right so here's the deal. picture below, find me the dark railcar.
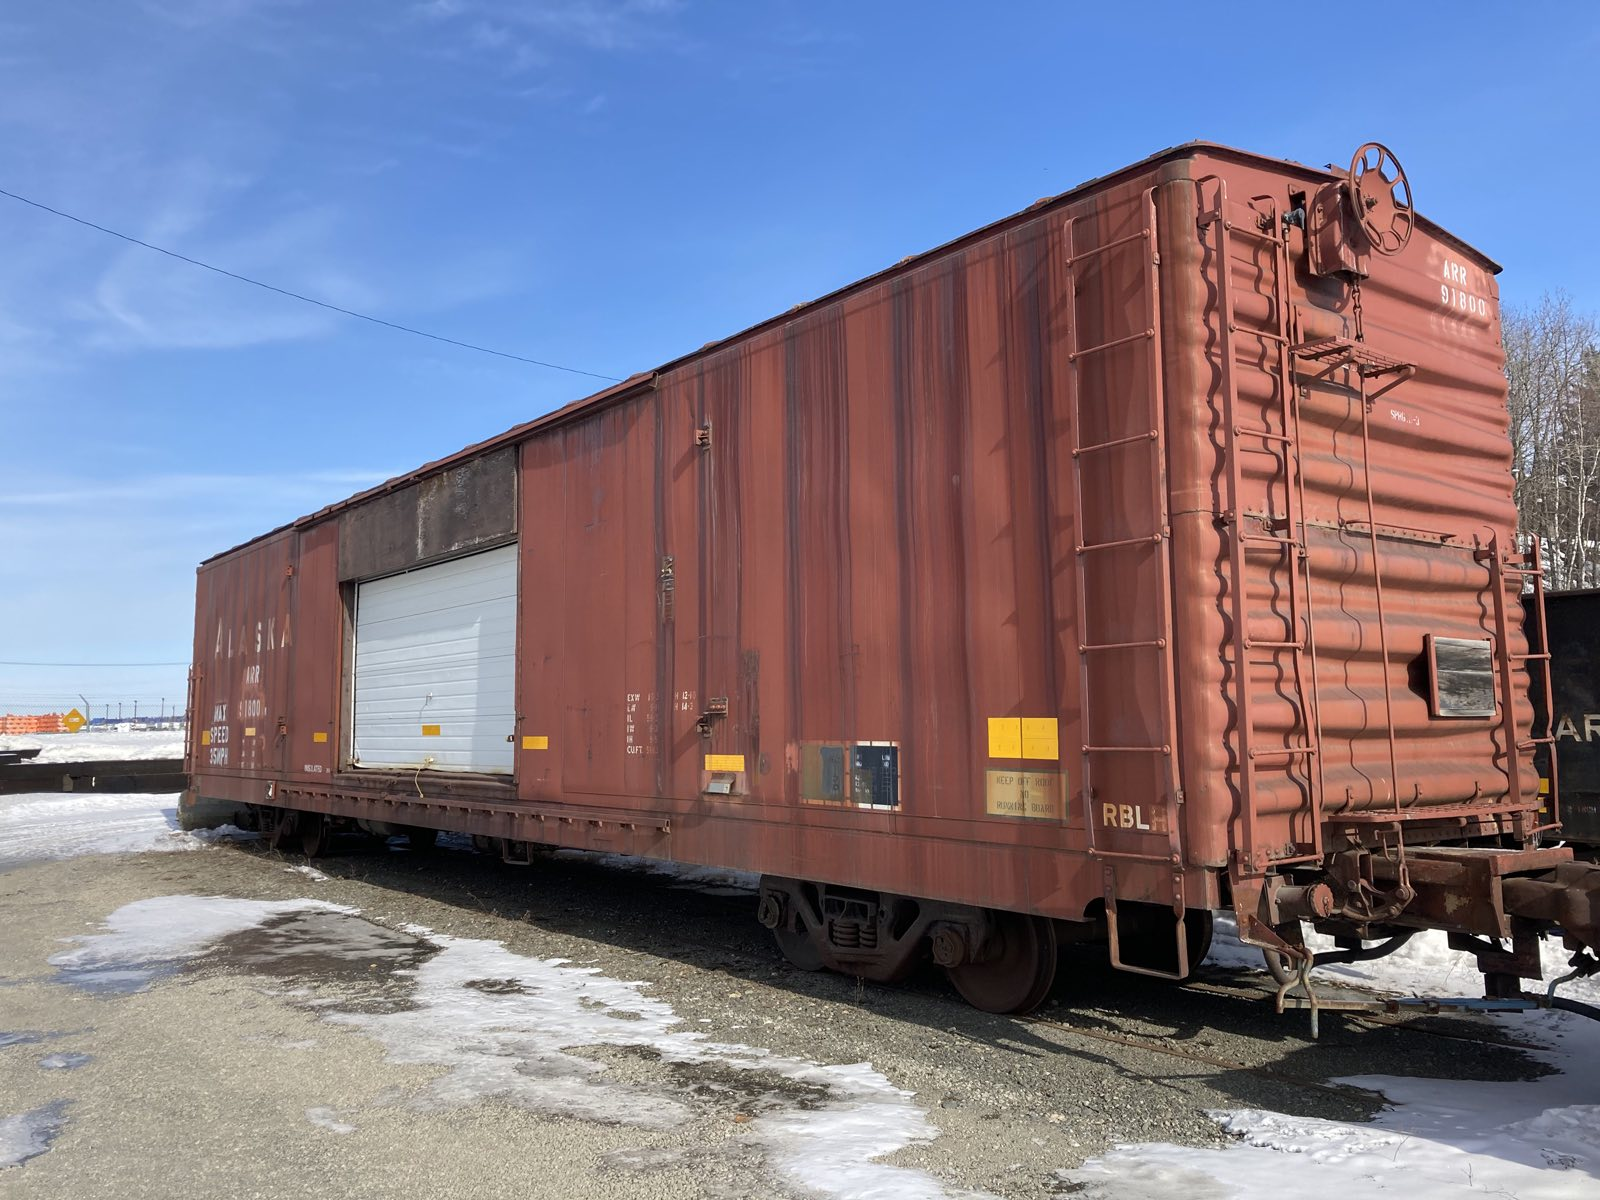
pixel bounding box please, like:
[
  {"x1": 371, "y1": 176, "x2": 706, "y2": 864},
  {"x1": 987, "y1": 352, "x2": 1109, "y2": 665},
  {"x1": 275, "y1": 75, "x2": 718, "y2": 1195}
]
[
  {"x1": 1532, "y1": 590, "x2": 1600, "y2": 846},
  {"x1": 184, "y1": 141, "x2": 1600, "y2": 1017}
]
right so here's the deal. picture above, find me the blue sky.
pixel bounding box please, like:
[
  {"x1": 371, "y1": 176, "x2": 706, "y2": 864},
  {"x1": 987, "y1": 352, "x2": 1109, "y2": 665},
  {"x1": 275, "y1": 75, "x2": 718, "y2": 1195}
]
[{"x1": 3, "y1": 1, "x2": 1596, "y2": 717}]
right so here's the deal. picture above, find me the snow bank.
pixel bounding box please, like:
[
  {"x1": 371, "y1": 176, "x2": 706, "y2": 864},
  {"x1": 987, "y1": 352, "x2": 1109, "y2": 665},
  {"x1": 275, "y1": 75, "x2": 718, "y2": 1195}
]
[
  {"x1": 0, "y1": 792, "x2": 194, "y2": 869},
  {"x1": 0, "y1": 729, "x2": 184, "y2": 763}
]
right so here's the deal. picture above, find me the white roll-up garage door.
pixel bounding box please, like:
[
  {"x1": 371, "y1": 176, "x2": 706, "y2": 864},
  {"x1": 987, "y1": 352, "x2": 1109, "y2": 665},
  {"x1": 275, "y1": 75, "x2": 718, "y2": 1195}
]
[{"x1": 350, "y1": 543, "x2": 517, "y2": 774}]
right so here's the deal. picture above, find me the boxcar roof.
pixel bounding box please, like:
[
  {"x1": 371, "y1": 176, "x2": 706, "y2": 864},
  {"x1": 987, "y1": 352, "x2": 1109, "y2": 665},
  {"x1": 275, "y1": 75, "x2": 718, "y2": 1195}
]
[{"x1": 202, "y1": 140, "x2": 1499, "y2": 567}]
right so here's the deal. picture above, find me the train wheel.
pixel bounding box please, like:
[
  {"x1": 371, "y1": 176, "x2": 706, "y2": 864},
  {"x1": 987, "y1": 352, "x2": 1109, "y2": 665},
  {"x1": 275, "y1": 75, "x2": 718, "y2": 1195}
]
[
  {"x1": 772, "y1": 921, "x2": 826, "y2": 972},
  {"x1": 300, "y1": 812, "x2": 331, "y2": 858},
  {"x1": 405, "y1": 826, "x2": 439, "y2": 851},
  {"x1": 947, "y1": 912, "x2": 1058, "y2": 1014},
  {"x1": 266, "y1": 808, "x2": 298, "y2": 853}
]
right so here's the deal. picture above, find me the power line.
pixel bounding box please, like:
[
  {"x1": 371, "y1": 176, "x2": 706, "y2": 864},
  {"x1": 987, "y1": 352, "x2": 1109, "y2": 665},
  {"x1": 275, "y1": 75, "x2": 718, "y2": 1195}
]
[
  {"x1": 0, "y1": 184, "x2": 622, "y2": 383},
  {"x1": 0, "y1": 660, "x2": 188, "y2": 667}
]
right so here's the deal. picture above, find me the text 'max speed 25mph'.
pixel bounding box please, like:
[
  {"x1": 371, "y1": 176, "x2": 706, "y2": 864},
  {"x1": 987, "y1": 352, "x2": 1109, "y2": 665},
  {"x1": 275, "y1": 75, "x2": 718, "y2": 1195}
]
[{"x1": 183, "y1": 140, "x2": 1600, "y2": 1028}]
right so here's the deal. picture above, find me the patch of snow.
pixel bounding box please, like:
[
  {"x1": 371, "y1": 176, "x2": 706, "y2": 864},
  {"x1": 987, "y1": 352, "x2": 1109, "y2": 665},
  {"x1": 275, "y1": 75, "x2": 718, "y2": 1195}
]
[
  {"x1": 1206, "y1": 912, "x2": 1598, "y2": 1004},
  {"x1": 0, "y1": 1032, "x2": 52, "y2": 1049},
  {"x1": 0, "y1": 1101, "x2": 69, "y2": 1169},
  {"x1": 0, "y1": 729, "x2": 184, "y2": 763},
  {"x1": 188, "y1": 824, "x2": 259, "y2": 844},
  {"x1": 305, "y1": 1107, "x2": 355, "y2": 1134},
  {"x1": 1062, "y1": 1018, "x2": 1600, "y2": 1199},
  {"x1": 65, "y1": 895, "x2": 968, "y2": 1200},
  {"x1": 0, "y1": 792, "x2": 194, "y2": 869},
  {"x1": 554, "y1": 849, "x2": 760, "y2": 895},
  {"x1": 286, "y1": 864, "x2": 329, "y2": 882},
  {"x1": 49, "y1": 895, "x2": 354, "y2": 994},
  {"x1": 1069, "y1": 916, "x2": 1600, "y2": 1198},
  {"x1": 38, "y1": 1052, "x2": 91, "y2": 1071}
]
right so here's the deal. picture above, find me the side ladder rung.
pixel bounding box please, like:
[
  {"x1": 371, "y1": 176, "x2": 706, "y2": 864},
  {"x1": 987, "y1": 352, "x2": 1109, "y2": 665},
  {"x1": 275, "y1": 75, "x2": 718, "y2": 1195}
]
[
  {"x1": 1247, "y1": 746, "x2": 1318, "y2": 760},
  {"x1": 1083, "y1": 744, "x2": 1171, "y2": 754},
  {"x1": 1080, "y1": 639, "x2": 1165, "y2": 652},
  {"x1": 1240, "y1": 533, "x2": 1303, "y2": 549},
  {"x1": 1063, "y1": 226, "x2": 1149, "y2": 267},
  {"x1": 1077, "y1": 533, "x2": 1163, "y2": 554},
  {"x1": 1243, "y1": 639, "x2": 1306, "y2": 650},
  {"x1": 1233, "y1": 425, "x2": 1295, "y2": 443},
  {"x1": 1224, "y1": 322, "x2": 1291, "y2": 346},
  {"x1": 1069, "y1": 328, "x2": 1154, "y2": 362},
  {"x1": 1073, "y1": 429, "x2": 1158, "y2": 458},
  {"x1": 1214, "y1": 218, "x2": 1279, "y2": 245}
]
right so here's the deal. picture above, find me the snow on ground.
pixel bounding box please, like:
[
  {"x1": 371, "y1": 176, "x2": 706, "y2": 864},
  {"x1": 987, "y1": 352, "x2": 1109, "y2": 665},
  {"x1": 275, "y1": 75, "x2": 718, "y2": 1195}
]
[
  {"x1": 56, "y1": 895, "x2": 964, "y2": 1200},
  {"x1": 9, "y1": 785, "x2": 1600, "y2": 1195},
  {"x1": 1059, "y1": 920, "x2": 1600, "y2": 1198},
  {"x1": 0, "y1": 793, "x2": 195, "y2": 869},
  {"x1": 554, "y1": 848, "x2": 760, "y2": 895},
  {"x1": 0, "y1": 791, "x2": 258, "y2": 872},
  {"x1": 0, "y1": 729, "x2": 185, "y2": 763},
  {"x1": 0, "y1": 1101, "x2": 70, "y2": 1169},
  {"x1": 305, "y1": 1107, "x2": 356, "y2": 1135},
  {"x1": 48, "y1": 896, "x2": 354, "y2": 994},
  {"x1": 1204, "y1": 910, "x2": 1600, "y2": 1001}
]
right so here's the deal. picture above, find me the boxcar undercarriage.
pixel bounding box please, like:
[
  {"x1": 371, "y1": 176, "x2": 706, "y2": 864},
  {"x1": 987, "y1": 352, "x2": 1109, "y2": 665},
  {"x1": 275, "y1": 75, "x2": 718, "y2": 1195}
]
[{"x1": 185, "y1": 783, "x2": 1600, "y2": 1027}]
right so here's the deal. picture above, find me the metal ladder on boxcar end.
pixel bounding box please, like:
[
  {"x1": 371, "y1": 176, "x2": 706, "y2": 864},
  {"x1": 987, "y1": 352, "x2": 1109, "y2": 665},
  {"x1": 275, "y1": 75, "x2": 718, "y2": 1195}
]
[
  {"x1": 1062, "y1": 191, "x2": 1190, "y2": 978},
  {"x1": 1484, "y1": 533, "x2": 1561, "y2": 829},
  {"x1": 1198, "y1": 179, "x2": 1325, "y2": 875}
]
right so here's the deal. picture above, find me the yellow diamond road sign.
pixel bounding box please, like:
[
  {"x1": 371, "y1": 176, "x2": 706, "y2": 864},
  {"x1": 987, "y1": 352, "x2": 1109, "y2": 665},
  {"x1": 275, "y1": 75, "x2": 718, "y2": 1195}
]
[{"x1": 63, "y1": 708, "x2": 86, "y2": 733}]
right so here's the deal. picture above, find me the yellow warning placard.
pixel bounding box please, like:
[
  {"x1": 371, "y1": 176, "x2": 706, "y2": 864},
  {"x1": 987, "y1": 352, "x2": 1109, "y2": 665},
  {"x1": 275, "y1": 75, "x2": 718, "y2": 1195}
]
[
  {"x1": 62, "y1": 708, "x2": 86, "y2": 733},
  {"x1": 522, "y1": 735, "x2": 549, "y2": 750},
  {"x1": 312, "y1": 731, "x2": 329, "y2": 744},
  {"x1": 201, "y1": 730, "x2": 212, "y2": 746},
  {"x1": 1021, "y1": 717, "x2": 1059, "y2": 760},
  {"x1": 985, "y1": 769, "x2": 1067, "y2": 820},
  {"x1": 987, "y1": 717, "x2": 1022, "y2": 758},
  {"x1": 421, "y1": 724, "x2": 441, "y2": 737},
  {"x1": 704, "y1": 753, "x2": 745, "y2": 772}
]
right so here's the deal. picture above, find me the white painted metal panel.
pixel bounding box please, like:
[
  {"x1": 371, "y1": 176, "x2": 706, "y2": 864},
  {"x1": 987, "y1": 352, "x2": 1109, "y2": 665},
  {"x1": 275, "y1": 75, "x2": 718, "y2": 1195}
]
[{"x1": 351, "y1": 544, "x2": 516, "y2": 774}]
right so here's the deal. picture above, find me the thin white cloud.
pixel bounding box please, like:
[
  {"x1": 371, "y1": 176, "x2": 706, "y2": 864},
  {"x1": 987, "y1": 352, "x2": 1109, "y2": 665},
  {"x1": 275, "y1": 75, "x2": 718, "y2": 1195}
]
[
  {"x1": 86, "y1": 198, "x2": 381, "y2": 351},
  {"x1": 412, "y1": 0, "x2": 689, "y2": 69}
]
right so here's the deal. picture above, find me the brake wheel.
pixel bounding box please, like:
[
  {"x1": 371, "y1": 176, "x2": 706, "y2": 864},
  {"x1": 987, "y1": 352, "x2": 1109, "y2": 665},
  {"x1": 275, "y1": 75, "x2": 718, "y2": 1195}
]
[{"x1": 1349, "y1": 141, "x2": 1414, "y2": 255}]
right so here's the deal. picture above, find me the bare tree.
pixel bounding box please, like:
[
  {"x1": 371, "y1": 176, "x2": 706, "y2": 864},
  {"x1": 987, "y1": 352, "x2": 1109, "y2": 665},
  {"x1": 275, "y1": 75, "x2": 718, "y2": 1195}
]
[{"x1": 1504, "y1": 292, "x2": 1600, "y2": 590}]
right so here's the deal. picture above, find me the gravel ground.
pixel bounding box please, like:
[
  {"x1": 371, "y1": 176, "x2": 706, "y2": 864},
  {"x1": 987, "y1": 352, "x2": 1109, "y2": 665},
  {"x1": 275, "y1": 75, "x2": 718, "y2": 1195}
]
[{"x1": 0, "y1": 834, "x2": 1546, "y2": 1199}]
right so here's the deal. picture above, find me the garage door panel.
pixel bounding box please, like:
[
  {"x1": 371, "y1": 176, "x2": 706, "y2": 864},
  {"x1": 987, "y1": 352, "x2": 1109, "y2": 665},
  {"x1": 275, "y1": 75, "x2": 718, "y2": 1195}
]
[{"x1": 351, "y1": 544, "x2": 517, "y2": 774}]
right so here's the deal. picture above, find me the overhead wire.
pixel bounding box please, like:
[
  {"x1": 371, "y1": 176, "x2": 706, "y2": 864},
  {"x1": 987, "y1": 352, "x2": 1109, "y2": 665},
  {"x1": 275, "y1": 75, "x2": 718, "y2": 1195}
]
[
  {"x1": 0, "y1": 184, "x2": 622, "y2": 382},
  {"x1": 0, "y1": 660, "x2": 188, "y2": 668}
]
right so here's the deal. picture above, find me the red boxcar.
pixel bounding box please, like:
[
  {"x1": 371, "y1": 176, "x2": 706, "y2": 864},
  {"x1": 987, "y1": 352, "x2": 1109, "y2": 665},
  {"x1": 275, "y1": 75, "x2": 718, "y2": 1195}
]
[{"x1": 185, "y1": 141, "x2": 1600, "y2": 1017}]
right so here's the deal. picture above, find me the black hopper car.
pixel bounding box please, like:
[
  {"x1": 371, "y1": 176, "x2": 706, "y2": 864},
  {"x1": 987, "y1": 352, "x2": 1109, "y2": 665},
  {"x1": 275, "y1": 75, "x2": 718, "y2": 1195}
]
[{"x1": 1530, "y1": 589, "x2": 1600, "y2": 850}]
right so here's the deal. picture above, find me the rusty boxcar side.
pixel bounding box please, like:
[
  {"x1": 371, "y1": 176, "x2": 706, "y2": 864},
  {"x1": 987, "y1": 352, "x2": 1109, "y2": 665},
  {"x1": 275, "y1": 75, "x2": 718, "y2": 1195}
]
[{"x1": 185, "y1": 141, "x2": 1600, "y2": 1015}]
